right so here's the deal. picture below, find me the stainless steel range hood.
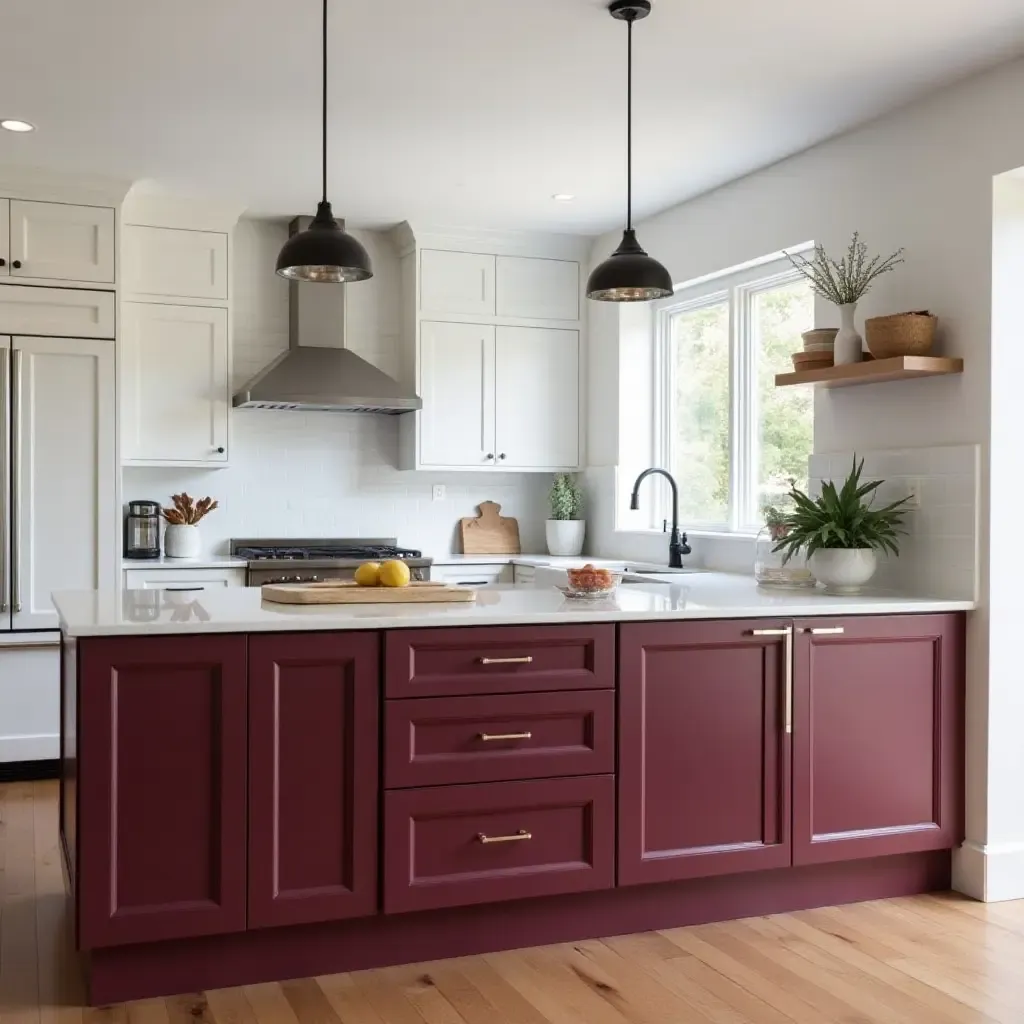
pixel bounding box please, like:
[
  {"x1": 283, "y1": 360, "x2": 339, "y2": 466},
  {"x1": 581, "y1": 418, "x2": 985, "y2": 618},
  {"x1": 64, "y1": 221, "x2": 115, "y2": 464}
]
[{"x1": 233, "y1": 217, "x2": 421, "y2": 414}]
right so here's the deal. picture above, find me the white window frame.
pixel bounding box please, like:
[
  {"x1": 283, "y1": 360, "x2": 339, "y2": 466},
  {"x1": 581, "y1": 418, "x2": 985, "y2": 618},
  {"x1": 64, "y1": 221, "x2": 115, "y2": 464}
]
[{"x1": 652, "y1": 254, "x2": 812, "y2": 534}]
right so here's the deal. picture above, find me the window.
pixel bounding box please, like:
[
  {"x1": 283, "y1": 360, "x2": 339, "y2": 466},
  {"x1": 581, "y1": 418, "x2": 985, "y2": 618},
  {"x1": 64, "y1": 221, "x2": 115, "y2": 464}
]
[{"x1": 653, "y1": 257, "x2": 814, "y2": 532}]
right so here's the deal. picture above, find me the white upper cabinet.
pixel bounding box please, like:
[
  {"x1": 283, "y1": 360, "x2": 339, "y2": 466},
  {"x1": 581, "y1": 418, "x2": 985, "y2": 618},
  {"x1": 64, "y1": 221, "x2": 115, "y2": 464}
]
[
  {"x1": 418, "y1": 321, "x2": 495, "y2": 468},
  {"x1": 122, "y1": 303, "x2": 229, "y2": 466},
  {"x1": 495, "y1": 257, "x2": 579, "y2": 321},
  {"x1": 495, "y1": 327, "x2": 579, "y2": 469},
  {"x1": 0, "y1": 286, "x2": 115, "y2": 339},
  {"x1": 0, "y1": 201, "x2": 9, "y2": 275},
  {"x1": 420, "y1": 250, "x2": 495, "y2": 317},
  {"x1": 8, "y1": 201, "x2": 115, "y2": 284},
  {"x1": 124, "y1": 226, "x2": 229, "y2": 301}
]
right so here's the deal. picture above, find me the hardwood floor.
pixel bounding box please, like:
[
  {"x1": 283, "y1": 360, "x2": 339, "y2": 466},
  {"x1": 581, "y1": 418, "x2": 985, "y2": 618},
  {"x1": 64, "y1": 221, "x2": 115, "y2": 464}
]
[{"x1": 4, "y1": 780, "x2": 1024, "y2": 1024}]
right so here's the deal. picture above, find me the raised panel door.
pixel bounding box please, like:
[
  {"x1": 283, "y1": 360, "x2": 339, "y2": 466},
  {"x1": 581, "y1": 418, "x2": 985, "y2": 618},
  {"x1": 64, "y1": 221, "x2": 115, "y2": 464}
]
[
  {"x1": 419, "y1": 321, "x2": 494, "y2": 468},
  {"x1": 420, "y1": 250, "x2": 495, "y2": 316},
  {"x1": 792, "y1": 615, "x2": 964, "y2": 864},
  {"x1": 9, "y1": 200, "x2": 115, "y2": 284},
  {"x1": 618, "y1": 620, "x2": 792, "y2": 885},
  {"x1": 12, "y1": 336, "x2": 116, "y2": 630},
  {"x1": 77, "y1": 635, "x2": 248, "y2": 948},
  {"x1": 124, "y1": 226, "x2": 229, "y2": 300},
  {"x1": 122, "y1": 303, "x2": 229, "y2": 464},
  {"x1": 495, "y1": 256, "x2": 579, "y2": 320},
  {"x1": 495, "y1": 327, "x2": 578, "y2": 469},
  {"x1": 248, "y1": 632, "x2": 379, "y2": 928}
]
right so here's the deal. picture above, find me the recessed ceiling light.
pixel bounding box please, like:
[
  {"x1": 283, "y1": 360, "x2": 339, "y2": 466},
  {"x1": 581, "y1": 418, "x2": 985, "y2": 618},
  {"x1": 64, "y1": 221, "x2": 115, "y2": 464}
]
[
  {"x1": 552, "y1": 193, "x2": 576, "y2": 202},
  {"x1": 1, "y1": 119, "x2": 35, "y2": 133}
]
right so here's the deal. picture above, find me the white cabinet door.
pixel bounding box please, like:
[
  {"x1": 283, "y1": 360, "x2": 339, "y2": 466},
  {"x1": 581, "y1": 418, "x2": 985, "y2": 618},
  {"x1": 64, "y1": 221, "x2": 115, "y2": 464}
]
[
  {"x1": 0, "y1": 639, "x2": 60, "y2": 763},
  {"x1": 0, "y1": 285, "x2": 115, "y2": 339},
  {"x1": 123, "y1": 568, "x2": 246, "y2": 590},
  {"x1": 122, "y1": 303, "x2": 229, "y2": 464},
  {"x1": 495, "y1": 257, "x2": 580, "y2": 321},
  {"x1": 124, "y1": 226, "x2": 229, "y2": 301},
  {"x1": 0, "y1": 200, "x2": 9, "y2": 277},
  {"x1": 420, "y1": 250, "x2": 495, "y2": 316},
  {"x1": 419, "y1": 321, "x2": 495, "y2": 468},
  {"x1": 9, "y1": 201, "x2": 115, "y2": 284},
  {"x1": 494, "y1": 327, "x2": 579, "y2": 469},
  {"x1": 430, "y1": 564, "x2": 514, "y2": 586},
  {"x1": 12, "y1": 336, "x2": 116, "y2": 630}
]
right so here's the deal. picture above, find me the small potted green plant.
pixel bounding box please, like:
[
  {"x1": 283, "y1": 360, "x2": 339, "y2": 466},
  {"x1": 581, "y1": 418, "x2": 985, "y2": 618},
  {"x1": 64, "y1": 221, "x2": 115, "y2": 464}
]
[
  {"x1": 546, "y1": 474, "x2": 585, "y2": 557},
  {"x1": 772, "y1": 458, "x2": 912, "y2": 594}
]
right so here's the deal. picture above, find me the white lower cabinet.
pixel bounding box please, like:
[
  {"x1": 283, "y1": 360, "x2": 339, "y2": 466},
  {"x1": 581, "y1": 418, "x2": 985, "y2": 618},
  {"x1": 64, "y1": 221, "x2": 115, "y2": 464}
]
[
  {"x1": 430, "y1": 564, "x2": 514, "y2": 586},
  {"x1": 0, "y1": 638, "x2": 60, "y2": 762},
  {"x1": 123, "y1": 567, "x2": 246, "y2": 590},
  {"x1": 122, "y1": 302, "x2": 229, "y2": 465}
]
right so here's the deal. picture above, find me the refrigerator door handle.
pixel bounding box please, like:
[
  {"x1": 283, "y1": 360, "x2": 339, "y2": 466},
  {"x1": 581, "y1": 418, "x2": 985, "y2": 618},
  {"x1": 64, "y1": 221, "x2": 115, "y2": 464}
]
[
  {"x1": 11, "y1": 349, "x2": 21, "y2": 614},
  {"x1": 0, "y1": 351, "x2": 8, "y2": 614}
]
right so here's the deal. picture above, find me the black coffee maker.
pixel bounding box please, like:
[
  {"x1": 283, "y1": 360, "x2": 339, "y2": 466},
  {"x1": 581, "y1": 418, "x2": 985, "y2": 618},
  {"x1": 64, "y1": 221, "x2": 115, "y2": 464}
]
[{"x1": 124, "y1": 500, "x2": 162, "y2": 559}]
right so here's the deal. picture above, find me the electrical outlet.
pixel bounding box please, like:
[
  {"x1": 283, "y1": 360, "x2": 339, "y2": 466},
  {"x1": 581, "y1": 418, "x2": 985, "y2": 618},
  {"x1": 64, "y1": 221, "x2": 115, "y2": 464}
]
[
  {"x1": 432, "y1": 484, "x2": 446, "y2": 502},
  {"x1": 906, "y1": 478, "x2": 923, "y2": 509}
]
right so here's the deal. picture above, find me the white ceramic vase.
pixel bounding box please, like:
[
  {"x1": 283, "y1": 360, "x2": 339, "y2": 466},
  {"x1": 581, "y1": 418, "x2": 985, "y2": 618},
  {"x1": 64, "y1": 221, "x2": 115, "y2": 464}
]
[
  {"x1": 546, "y1": 519, "x2": 585, "y2": 557},
  {"x1": 834, "y1": 303, "x2": 863, "y2": 364},
  {"x1": 808, "y1": 548, "x2": 877, "y2": 594},
  {"x1": 164, "y1": 524, "x2": 201, "y2": 559}
]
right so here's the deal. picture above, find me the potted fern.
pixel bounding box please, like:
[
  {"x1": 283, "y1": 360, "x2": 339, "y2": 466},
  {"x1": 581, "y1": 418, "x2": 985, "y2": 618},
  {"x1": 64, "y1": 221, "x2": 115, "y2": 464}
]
[
  {"x1": 546, "y1": 474, "x2": 585, "y2": 557},
  {"x1": 772, "y1": 459, "x2": 912, "y2": 594}
]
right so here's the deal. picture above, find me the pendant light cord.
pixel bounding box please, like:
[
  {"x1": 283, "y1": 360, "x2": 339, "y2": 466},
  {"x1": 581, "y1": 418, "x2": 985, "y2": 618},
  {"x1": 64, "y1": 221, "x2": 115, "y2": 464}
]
[
  {"x1": 321, "y1": 0, "x2": 328, "y2": 205},
  {"x1": 626, "y1": 12, "x2": 633, "y2": 231}
]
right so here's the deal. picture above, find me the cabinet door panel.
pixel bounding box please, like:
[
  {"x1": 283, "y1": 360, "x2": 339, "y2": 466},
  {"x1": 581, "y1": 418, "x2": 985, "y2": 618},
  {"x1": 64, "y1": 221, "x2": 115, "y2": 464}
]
[
  {"x1": 78, "y1": 635, "x2": 248, "y2": 948},
  {"x1": 0, "y1": 285, "x2": 115, "y2": 339},
  {"x1": 248, "y1": 632, "x2": 379, "y2": 928},
  {"x1": 124, "y1": 226, "x2": 228, "y2": 300},
  {"x1": 0, "y1": 199, "x2": 9, "y2": 275},
  {"x1": 9, "y1": 200, "x2": 115, "y2": 283},
  {"x1": 495, "y1": 327, "x2": 578, "y2": 469},
  {"x1": 122, "y1": 303, "x2": 229, "y2": 463},
  {"x1": 619, "y1": 620, "x2": 791, "y2": 885},
  {"x1": 420, "y1": 250, "x2": 495, "y2": 316},
  {"x1": 495, "y1": 256, "x2": 579, "y2": 320},
  {"x1": 419, "y1": 321, "x2": 494, "y2": 468},
  {"x1": 793, "y1": 615, "x2": 964, "y2": 864}
]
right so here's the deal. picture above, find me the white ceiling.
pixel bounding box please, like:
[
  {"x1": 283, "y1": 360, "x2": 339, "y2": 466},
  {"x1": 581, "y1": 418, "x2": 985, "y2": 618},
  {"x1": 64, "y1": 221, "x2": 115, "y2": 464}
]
[{"x1": 2, "y1": 0, "x2": 1024, "y2": 233}]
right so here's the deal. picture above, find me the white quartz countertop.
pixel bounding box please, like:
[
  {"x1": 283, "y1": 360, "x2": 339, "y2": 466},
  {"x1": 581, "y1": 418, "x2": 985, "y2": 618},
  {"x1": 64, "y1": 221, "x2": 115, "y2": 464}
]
[
  {"x1": 122, "y1": 556, "x2": 248, "y2": 570},
  {"x1": 55, "y1": 575, "x2": 974, "y2": 637}
]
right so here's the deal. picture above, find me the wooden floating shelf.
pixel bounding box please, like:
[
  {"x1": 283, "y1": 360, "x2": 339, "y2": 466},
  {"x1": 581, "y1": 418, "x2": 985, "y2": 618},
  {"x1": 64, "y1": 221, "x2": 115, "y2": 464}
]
[{"x1": 775, "y1": 355, "x2": 964, "y2": 389}]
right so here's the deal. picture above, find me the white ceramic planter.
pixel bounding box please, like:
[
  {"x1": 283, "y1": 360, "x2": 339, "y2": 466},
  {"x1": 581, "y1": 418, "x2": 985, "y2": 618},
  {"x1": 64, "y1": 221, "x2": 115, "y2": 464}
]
[
  {"x1": 164, "y1": 524, "x2": 201, "y2": 559},
  {"x1": 808, "y1": 548, "x2": 877, "y2": 594},
  {"x1": 546, "y1": 519, "x2": 585, "y2": 557},
  {"x1": 834, "y1": 302, "x2": 863, "y2": 364}
]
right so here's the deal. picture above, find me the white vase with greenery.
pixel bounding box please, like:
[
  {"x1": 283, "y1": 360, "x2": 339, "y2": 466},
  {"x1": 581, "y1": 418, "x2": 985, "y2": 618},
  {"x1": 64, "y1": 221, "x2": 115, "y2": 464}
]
[
  {"x1": 786, "y1": 233, "x2": 905, "y2": 366},
  {"x1": 546, "y1": 474, "x2": 585, "y2": 557}
]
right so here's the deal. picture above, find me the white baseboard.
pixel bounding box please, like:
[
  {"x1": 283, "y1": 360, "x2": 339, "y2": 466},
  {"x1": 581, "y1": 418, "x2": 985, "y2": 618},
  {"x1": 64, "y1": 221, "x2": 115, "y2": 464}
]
[
  {"x1": 953, "y1": 840, "x2": 1024, "y2": 902},
  {"x1": 0, "y1": 733, "x2": 59, "y2": 763}
]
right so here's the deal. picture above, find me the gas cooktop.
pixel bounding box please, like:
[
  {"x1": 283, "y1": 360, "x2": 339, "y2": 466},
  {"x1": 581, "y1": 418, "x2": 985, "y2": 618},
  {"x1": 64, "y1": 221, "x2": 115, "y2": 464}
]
[{"x1": 230, "y1": 538, "x2": 427, "y2": 563}]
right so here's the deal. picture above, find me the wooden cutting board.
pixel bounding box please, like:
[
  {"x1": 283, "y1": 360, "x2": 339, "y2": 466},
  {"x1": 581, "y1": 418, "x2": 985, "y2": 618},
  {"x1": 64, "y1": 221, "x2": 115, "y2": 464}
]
[
  {"x1": 459, "y1": 501, "x2": 521, "y2": 555},
  {"x1": 262, "y1": 581, "x2": 476, "y2": 605}
]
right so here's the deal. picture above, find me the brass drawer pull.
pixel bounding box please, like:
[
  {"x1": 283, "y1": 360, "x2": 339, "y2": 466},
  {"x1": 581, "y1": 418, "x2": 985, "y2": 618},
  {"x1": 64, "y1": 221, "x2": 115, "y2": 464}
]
[
  {"x1": 805, "y1": 626, "x2": 845, "y2": 635},
  {"x1": 478, "y1": 731, "x2": 532, "y2": 742},
  {"x1": 478, "y1": 829, "x2": 532, "y2": 844},
  {"x1": 746, "y1": 626, "x2": 793, "y2": 735},
  {"x1": 479, "y1": 656, "x2": 534, "y2": 665}
]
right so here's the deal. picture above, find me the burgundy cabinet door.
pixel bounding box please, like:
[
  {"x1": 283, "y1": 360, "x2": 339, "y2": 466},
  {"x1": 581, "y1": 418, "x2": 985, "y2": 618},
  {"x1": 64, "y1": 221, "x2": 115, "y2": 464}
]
[
  {"x1": 248, "y1": 631, "x2": 379, "y2": 928},
  {"x1": 792, "y1": 614, "x2": 964, "y2": 865},
  {"x1": 78, "y1": 635, "x2": 248, "y2": 948},
  {"x1": 618, "y1": 620, "x2": 792, "y2": 886},
  {"x1": 384, "y1": 776, "x2": 615, "y2": 914}
]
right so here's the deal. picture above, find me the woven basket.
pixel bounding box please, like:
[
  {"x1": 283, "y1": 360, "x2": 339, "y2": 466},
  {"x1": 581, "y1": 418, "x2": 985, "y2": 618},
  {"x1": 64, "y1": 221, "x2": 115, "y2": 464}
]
[
  {"x1": 864, "y1": 312, "x2": 937, "y2": 359},
  {"x1": 801, "y1": 328, "x2": 838, "y2": 353}
]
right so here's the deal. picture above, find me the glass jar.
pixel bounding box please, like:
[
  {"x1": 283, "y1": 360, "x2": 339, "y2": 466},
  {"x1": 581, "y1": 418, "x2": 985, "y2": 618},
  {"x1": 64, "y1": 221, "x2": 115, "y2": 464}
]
[{"x1": 754, "y1": 526, "x2": 816, "y2": 589}]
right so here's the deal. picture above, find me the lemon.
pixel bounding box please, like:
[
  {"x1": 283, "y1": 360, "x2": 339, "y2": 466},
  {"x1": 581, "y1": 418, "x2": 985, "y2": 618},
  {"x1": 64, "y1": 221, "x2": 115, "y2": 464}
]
[
  {"x1": 378, "y1": 559, "x2": 411, "y2": 588},
  {"x1": 353, "y1": 561, "x2": 382, "y2": 587}
]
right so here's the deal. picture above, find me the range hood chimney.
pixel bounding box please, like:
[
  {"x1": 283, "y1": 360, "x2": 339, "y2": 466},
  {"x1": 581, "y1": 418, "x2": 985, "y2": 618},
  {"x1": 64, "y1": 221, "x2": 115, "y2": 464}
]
[{"x1": 233, "y1": 217, "x2": 422, "y2": 414}]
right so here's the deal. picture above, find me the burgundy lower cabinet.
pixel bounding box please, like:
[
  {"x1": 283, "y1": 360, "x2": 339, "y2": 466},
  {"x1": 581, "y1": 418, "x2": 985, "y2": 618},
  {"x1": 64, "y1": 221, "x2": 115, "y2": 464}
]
[
  {"x1": 247, "y1": 632, "x2": 380, "y2": 928},
  {"x1": 383, "y1": 775, "x2": 615, "y2": 914},
  {"x1": 792, "y1": 614, "x2": 964, "y2": 865},
  {"x1": 77, "y1": 635, "x2": 248, "y2": 948},
  {"x1": 618, "y1": 620, "x2": 792, "y2": 886}
]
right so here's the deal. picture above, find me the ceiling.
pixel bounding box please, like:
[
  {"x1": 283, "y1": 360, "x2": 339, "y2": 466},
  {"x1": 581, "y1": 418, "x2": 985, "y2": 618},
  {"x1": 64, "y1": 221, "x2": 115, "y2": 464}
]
[{"x1": 3, "y1": 0, "x2": 1024, "y2": 234}]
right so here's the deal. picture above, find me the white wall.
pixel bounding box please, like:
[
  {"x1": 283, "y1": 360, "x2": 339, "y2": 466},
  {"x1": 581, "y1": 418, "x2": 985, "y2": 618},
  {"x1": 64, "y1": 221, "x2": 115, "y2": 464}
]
[
  {"x1": 587, "y1": 55, "x2": 1024, "y2": 899},
  {"x1": 122, "y1": 219, "x2": 550, "y2": 557}
]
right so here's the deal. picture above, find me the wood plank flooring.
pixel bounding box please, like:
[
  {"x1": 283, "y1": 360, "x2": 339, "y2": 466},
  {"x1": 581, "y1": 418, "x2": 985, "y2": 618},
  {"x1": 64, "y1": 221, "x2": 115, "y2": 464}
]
[{"x1": 4, "y1": 780, "x2": 1024, "y2": 1024}]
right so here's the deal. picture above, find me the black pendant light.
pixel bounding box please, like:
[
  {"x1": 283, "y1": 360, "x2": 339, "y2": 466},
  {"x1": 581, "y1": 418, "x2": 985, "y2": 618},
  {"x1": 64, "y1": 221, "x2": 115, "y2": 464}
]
[
  {"x1": 587, "y1": 0, "x2": 672, "y2": 302},
  {"x1": 276, "y1": 0, "x2": 373, "y2": 283}
]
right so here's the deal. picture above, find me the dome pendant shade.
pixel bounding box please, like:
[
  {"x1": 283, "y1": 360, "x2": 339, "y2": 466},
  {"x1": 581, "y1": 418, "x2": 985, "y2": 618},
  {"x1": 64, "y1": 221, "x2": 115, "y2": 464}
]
[
  {"x1": 276, "y1": 201, "x2": 373, "y2": 283},
  {"x1": 587, "y1": 228, "x2": 672, "y2": 302}
]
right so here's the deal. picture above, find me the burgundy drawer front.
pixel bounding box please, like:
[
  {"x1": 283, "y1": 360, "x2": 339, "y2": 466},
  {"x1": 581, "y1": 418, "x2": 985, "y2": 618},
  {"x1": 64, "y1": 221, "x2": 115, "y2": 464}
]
[
  {"x1": 383, "y1": 775, "x2": 615, "y2": 914},
  {"x1": 385, "y1": 625, "x2": 615, "y2": 698},
  {"x1": 384, "y1": 690, "x2": 615, "y2": 788}
]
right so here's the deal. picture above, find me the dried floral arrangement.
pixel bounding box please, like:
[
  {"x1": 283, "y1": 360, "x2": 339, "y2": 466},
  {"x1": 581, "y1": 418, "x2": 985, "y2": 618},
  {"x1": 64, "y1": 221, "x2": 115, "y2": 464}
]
[
  {"x1": 161, "y1": 493, "x2": 219, "y2": 526},
  {"x1": 785, "y1": 232, "x2": 904, "y2": 306}
]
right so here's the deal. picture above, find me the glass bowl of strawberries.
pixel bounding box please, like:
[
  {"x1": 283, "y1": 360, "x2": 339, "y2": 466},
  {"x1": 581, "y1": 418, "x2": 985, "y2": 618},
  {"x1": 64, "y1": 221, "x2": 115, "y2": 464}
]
[{"x1": 564, "y1": 564, "x2": 623, "y2": 599}]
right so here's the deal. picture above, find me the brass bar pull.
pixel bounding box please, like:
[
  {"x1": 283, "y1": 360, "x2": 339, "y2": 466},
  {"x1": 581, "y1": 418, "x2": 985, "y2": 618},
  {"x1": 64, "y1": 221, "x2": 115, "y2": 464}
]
[
  {"x1": 478, "y1": 731, "x2": 532, "y2": 742},
  {"x1": 747, "y1": 626, "x2": 793, "y2": 734},
  {"x1": 806, "y1": 626, "x2": 845, "y2": 635},
  {"x1": 478, "y1": 656, "x2": 534, "y2": 665},
  {"x1": 478, "y1": 829, "x2": 532, "y2": 845},
  {"x1": 748, "y1": 628, "x2": 790, "y2": 636}
]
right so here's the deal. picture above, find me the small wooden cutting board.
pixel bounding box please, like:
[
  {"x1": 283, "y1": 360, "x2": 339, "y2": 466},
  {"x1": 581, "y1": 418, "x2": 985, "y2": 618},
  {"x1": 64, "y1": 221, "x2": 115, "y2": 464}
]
[
  {"x1": 459, "y1": 501, "x2": 521, "y2": 555},
  {"x1": 262, "y1": 581, "x2": 476, "y2": 605}
]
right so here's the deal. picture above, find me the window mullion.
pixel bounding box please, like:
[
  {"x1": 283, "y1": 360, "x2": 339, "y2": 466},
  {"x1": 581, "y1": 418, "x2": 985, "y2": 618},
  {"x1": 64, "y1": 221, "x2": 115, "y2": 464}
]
[{"x1": 729, "y1": 286, "x2": 749, "y2": 531}]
